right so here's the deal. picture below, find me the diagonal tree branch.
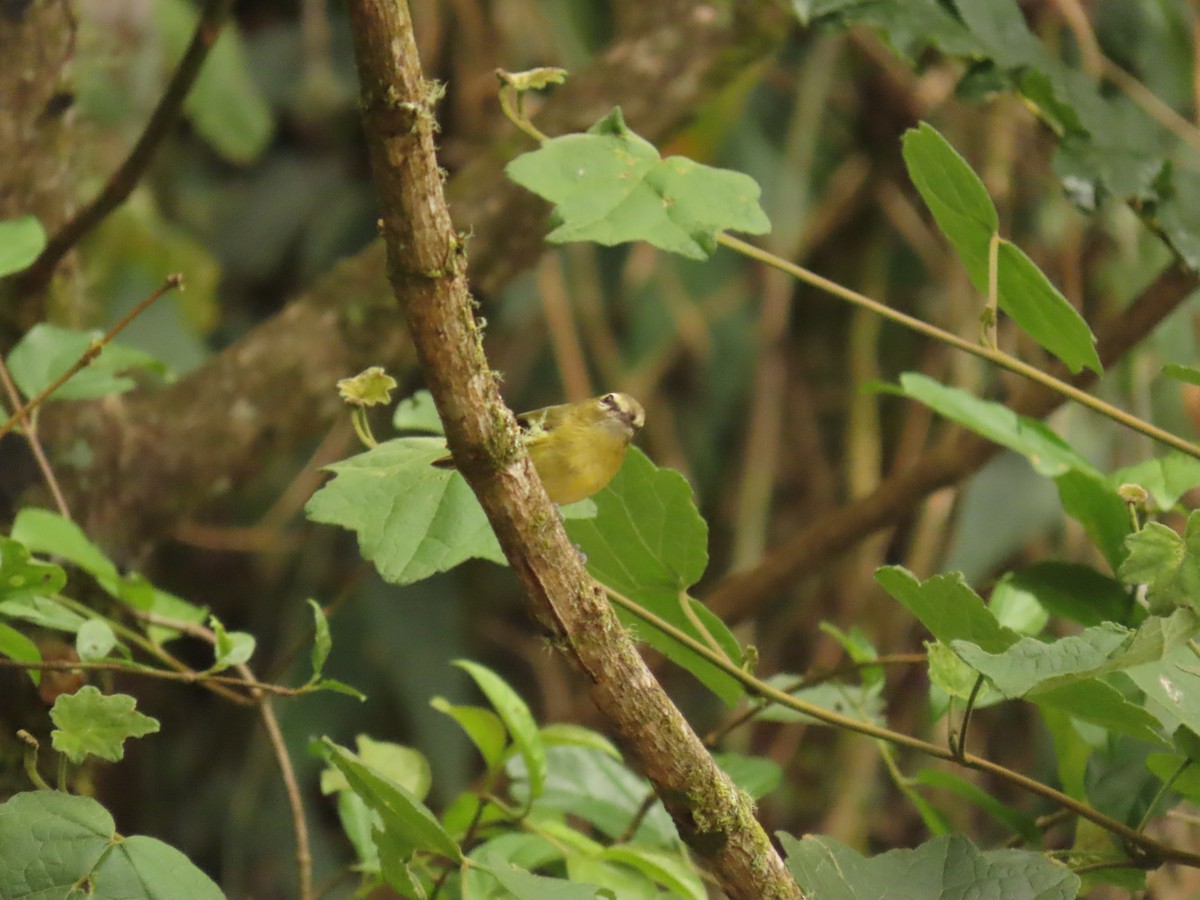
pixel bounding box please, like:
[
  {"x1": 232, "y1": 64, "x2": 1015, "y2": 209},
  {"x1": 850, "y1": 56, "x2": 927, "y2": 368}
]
[{"x1": 344, "y1": 1, "x2": 804, "y2": 897}]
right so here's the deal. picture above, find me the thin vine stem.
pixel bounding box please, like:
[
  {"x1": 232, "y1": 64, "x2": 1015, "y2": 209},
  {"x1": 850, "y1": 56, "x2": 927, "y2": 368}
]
[
  {"x1": 0, "y1": 274, "x2": 183, "y2": 441},
  {"x1": 718, "y1": 233, "x2": 1200, "y2": 461},
  {"x1": 601, "y1": 582, "x2": 1200, "y2": 867}
]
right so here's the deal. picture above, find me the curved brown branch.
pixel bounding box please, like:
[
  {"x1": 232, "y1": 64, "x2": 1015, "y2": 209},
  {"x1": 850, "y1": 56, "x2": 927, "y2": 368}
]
[
  {"x1": 345, "y1": 1, "x2": 803, "y2": 897},
  {"x1": 707, "y1": 262, "x2": 1199, "y2": 622},
  {"x1": 12, "y1": 0, "x2": 236, "y2": 299}
]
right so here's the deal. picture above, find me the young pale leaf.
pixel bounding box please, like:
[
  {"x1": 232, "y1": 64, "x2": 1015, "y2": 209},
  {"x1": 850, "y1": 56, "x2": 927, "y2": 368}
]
[
  {"x1": 566, "y1": 447, "x2": 744, "y2": 704},
  {"x1": 780, "y1": 832, "x2": 1079, "y2": 900},
  {"x1": 538, "y1": 723, "x2": 622, "y2": 760},
  {"x1": 887, "y1": 373, "x2": 1096, "y2": 477},
  {"x1": 306, "y1": 437, "x2": 505, "y2": 585},
  {"x1": 1114, "y1": 454, "x2": 1200, "y2": 511},
  {"x1": 0, "y1": 215, "x2": 46, "y2": 277},
  {"x1": 875, "y1": 567, "x2": 1019, "y2": 653},
  {"x1": 50, "y1": 686, "x2": 160, "y2": 764},
  {"x1": 1118, "y1": 513, "x2": 1200, "y2": 614},
  {"x1": 209, "y1": 615, "x2": 256, "y2": 671},
  {"x1": 455, "y1": 660, "x2": 547, "y2": 802},
  {"x1": 321, "y1": 738, "x2": 462, "y2": 862},
  {"x1": 952, "y1": 609, "x2": 1200, "y2": 698},
  {"x1": 307, "y1": 599, "x2": 331, "y2": 680},
  {"x1": 0, "y1": 792, "x2": 225, "y2": 900},
  {"x1": 0, "y1": 621, "x2": 41, "y2": 685},
  {"x1": 6, "y1": 324, "x2": 168, "y2": 403},
  {"x1": 76, "y1": 619, "x2": 117, "y2": 662},
  {"x1": 506, "y1": 107, "x2": 769, "y2": 260},
  {"x1": 431, "y1": 697, "x2": 508, "y2": 770}
]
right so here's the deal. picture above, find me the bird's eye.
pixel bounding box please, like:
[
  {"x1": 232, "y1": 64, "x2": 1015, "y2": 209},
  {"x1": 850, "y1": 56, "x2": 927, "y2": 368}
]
[{"x1": 601, "y1": 392, "x2": 616, "y2": 408}]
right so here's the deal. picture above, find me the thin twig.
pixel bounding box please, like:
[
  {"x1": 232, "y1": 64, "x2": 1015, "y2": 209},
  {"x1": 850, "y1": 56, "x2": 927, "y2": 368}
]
[
  {"x1": 602, "y1": 583, "x2": 1200, "y2": 868},
  {"x1": 951, "y1": 674, "x2": 985, "y2": 761},
  {"x1": 0, "y1": 355, "x2": 71, "y2": 518},
  {"x1": 254, "y1": 686, "x2": 314, "y2": 900},
  {"x1": 13, "y1": 0, "x2": 236, "y2": 293},
  {"x1": 0, "y1": 275, "x2": 183, "y2": 440},
  {"x1": 0, "y1": 657, "x2": 301, "y2": 698},
  {"x1": 718, "y1": 234, "x2": 1200, "y2": 461}
]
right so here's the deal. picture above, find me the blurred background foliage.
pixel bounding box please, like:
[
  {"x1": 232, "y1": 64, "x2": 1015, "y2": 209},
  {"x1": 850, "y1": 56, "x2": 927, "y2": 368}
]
[{"x1": 8, "y1": 0, "x2": 1200, "y2": 896}]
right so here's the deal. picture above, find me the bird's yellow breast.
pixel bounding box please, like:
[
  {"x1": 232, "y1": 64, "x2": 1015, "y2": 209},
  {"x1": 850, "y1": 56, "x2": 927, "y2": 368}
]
[{"x1": 526, "y1": 424, "x2": 630, "y2": 505}]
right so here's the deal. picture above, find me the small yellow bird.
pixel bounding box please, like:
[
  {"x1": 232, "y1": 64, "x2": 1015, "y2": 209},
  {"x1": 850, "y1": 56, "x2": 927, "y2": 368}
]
[{"x1": 434, "y1": 392, "x2": 645, "y2": 505}]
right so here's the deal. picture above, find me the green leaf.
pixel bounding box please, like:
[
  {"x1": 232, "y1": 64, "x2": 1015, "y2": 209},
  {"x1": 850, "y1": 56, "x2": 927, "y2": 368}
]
[
  {"x1": 1054, "y1": 471, "x2": 1132, "y2": 571},
  {"x1": 487, "y1": 863, "x2": 607, "y2": 899},
  {"x1": 6, "y1": 323, "x2": 168, "y2": 403},
  {"x1": 713, "y1": 751, "x2": 782, "y2": 799},
  {"x1": 455, "y1": 659, "x2": 547, "y2": 802},
  {"x1": 0, "y1": 535, "x2": 67, "y2": 601},
  {"x1": 305, "y1": 437, "x2": 505, "y2": 585},
  {"x1": 393, "y1": 389, "x2": 444, "y2": 433},
  {"x1": 431, "y1": 697, "x2": 508, "y2": 770},
  {"x1": 308, "y1": 677, "x2": 366, "y2": 700},
  {"x1": 508, "y1": 745, "x2": 679, "y2": 847},
  {"x1": 320, "y1": 737, "x2": 462, "y2": 862},
  {"x1": 0, "y1": 214, "x2": 46, "y2": 277},
  {"x1": 1119, "y1": 513, "x2": 1200, "y2": 614},
  {"x1": 209, "y1": 614, "x2": 256, "y2": 671},
  {"x1": 901, "y1": 121, "x2": 999, "y2": 278},
  {"x1": 756, "y1": 673, "x2": 887, "y2": 726},
  {"x1": 875, "y1": 567, "x2": 1018, "y2": 653},
  {"x1": 0, "y1": 595, "x2": 86, "y2": 633},
  {"x1": 506, "y1": 107, "x2": 769, "y2": 260},
  {"x1": 50, "y1": 685, "x2": 160, "y2": 763},
  {"x1": 779, "y1": 832, "x2": 1080, "y2": 900},
  {"x1": 0, "y1": 620, "x2": 41, "y2": 685},
  {"x1": 566, "y1": 447, "x2": 744, "y2": 704},
  {"x1": 994, "y1": 239, "x2": 1102, "y2": 375},
  {"x1": 951, "y1": 610, "x2": 1200, "y2": 698},
  {"x1": 1034, "y1": 678, "x2": 1164, "y2": 743},
  {"x1": 374, "y1": 827, "x2": 428, "y2": 897},
  {"x1": 0, "y1": 791, "x2": 225, "y2": 900},
  {"x1": 888, "y1": 373, "x2": 1096, "y2": 477},
  {"x1": 992, "y1": 563, "x2": 1133, "y2": 628},
  {"x1": 155, "y1": 0, "x2": 273, "y2": 164},
  {"x1": 307, "y1": 599, "x2": 331, "y2": 680},
  {"x1": 1126, "y1": 644, "x2": 1200, "y2": 738},
  {"x1": 912, "y1": 769, "x2": 1041, "y2": 845},
  {"x1": 322, "y1": 735, "x2": 432, "y2": 800},
  {"x1": 926, "y1": 641, "x2": 1001, "y2": 710},
  {"x1": 539, "y1": 723, "x2": 623, "y2": 760},
  {"x1": 76, "y1": 618, "x2": 117, "y2": 662},
  {"x1": 1147, "y1": 753, "x2": 1200, "y2": 803},
  {"x1": 1162, "y1": 363, "x2": 1200, "y2": 387},
  {"x1": 901, "y1": 123, "x2": 1099, "y2": 373},
  {"x1": 597, "y1": 845, "x2": 705, "y2": 900},
  {"x1": 334, "y1": 792, "x2": 379, "y2": 873}
]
